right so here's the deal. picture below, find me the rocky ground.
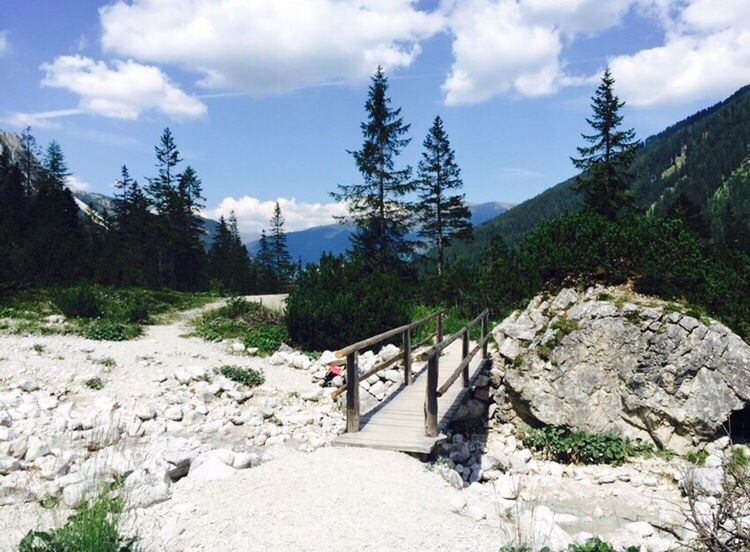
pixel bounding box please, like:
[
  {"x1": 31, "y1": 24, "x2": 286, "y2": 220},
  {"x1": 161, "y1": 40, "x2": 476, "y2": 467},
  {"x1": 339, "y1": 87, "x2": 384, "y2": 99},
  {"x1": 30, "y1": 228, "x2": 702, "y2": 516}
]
[{"x1": 0, "y1": 292, "x2": 741, "y2": 551}]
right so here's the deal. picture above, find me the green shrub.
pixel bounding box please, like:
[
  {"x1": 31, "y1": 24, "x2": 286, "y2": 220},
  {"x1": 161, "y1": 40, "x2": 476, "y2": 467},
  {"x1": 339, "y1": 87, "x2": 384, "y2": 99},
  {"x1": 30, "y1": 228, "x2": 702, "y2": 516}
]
[
  {"x1": 18, "y1": 494, "x2": 135, "y2": 552},
  {"x1": 569, "y1": 538, "x2": 639, "y2": 552},
  {"x1": 194, "y1": 298, "x2": 285, "y2": 354},
  {"x1": 686, "y1": 449, "x2": 709, "y2": 466},
  {"x1": 523, "y1": 426, "x2": 654, "y2": 466},
  {"x1": 243, "y1": 325, "x2": 289, "y2": 354},
  {"x1": 286, "y1": 255, "x2": 412, "y2": 351},
  {"x1": 218, "y1": 365, "x2": 265, "y2": 388},
  {"x1": 85, "y1": 377, "x2": 104, "y2": 390},
  {"x1": 53, "y1": 286, "x2": 101, "y2": 319},
  {"x1": 84, "y1": 320, "x2": 140, "y2": 342}
]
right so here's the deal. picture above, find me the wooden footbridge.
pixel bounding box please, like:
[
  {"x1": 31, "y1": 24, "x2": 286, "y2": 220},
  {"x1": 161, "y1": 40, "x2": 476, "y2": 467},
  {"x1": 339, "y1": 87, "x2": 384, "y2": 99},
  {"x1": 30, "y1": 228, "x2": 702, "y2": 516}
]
[{"x1": 331, "y1": 311, "x2": 492, "y2": 454}]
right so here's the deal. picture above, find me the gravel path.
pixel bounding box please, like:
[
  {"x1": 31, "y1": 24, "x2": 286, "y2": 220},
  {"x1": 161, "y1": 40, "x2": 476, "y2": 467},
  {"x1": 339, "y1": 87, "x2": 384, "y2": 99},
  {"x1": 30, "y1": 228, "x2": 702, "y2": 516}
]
[{"x1": 131, "y1": 447, "x2": 501, "y2": 552}]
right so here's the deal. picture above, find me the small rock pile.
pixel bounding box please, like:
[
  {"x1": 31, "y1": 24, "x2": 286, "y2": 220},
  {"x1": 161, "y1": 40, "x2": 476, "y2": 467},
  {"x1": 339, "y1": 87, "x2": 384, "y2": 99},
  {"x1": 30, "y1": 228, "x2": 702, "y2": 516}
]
[{"x1": 0, "y1": 357, "x2": 345, "y2": 513}]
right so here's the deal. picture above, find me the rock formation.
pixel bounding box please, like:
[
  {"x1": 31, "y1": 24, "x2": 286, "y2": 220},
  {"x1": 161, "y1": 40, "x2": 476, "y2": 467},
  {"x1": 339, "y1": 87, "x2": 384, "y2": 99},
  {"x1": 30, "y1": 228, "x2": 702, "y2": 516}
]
[{"x1": 491, "y1": 286, "x2": 750, "y2": 452}]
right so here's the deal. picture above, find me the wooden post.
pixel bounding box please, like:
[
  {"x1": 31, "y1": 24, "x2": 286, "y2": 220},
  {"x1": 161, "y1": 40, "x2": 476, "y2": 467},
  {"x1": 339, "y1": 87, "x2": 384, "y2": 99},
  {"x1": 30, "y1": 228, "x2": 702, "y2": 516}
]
[
  {"x1": 346, "y1": 352, "x2": 360, "y2": 432},
  {"x1": 482, "y1": 312, "x2": 489, "y2": 359},
  {"x1": 425, "y1": 354, "x2": 439, "y2": 437},
  {"x1": 462, "y1": 329, "x2": 470, "y2": 387},
  {"x1": 436, "y1": 313, "x2": 444, "y2": 344},
  {"x1": 402, "y1": 329, "x2": 412, "y2": 385}
]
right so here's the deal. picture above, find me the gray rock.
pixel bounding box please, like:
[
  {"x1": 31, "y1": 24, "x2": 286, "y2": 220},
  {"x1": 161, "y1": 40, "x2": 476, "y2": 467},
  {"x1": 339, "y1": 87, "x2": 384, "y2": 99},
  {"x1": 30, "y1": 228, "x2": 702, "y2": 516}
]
[
  {"x1": 0, "y1": 454, "x2": 20, "y2": 475},
  {"x1": 497, "y1": 287, "x2": 750, "y2": 451}
]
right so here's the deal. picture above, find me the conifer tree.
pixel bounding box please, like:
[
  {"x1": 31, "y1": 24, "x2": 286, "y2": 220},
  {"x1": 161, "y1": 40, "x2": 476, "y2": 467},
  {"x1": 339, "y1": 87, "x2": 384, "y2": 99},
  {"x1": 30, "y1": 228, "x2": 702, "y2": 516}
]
[
  {"x1": 172, "y1": 165, "x2": 206, "y2": 289},
  {"x1": 207, "y1": 213, "x2": 253, "y2": 292},
  {"x1": 572, "y1": 68, "x2": 639, "y2": 219},
  {"x1": 256, "y1": 229, "x2": 275, "y2": 292},
  {"x1": 20, "y1": 126, "x2": 39, "y2": 193},
  {"x1": 415, "y1": 116, "x2": 473, "y2": 276},
  {"x1": 332, "y1": 66, "x2": 414, "y2": 271},
  {"x1": 113, "y1": 165, "x2": 155, "y2": 285},
  {"x1": 269, "y1": 201, "x2": 292, "y2": 285}
]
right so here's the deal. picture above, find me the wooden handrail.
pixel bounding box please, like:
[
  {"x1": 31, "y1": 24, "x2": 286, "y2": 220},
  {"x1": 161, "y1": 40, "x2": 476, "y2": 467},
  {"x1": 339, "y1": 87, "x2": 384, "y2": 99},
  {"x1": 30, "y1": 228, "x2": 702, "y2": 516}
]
[
  {"x1": 436, "y1": 336, "x2": 489, "y2": 397},
  {"x1": 335, "y1": 312, "x2": 441, "y2": 358},
  {"x1": 422, "y1": 310, "x2": 488, "y2": 360},
  {"x1": 424, "y1": 310, "x2": 491, "y2": 437}
]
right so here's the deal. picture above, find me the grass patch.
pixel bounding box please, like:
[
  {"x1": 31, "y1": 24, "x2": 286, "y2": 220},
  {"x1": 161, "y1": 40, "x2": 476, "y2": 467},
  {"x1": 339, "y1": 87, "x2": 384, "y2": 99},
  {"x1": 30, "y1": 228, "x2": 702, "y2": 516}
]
[
  {"x1": 194, "y1": 298, "x2": 288, "y2": 354},
  {"x1": 522, "y1": 426, "x2": 655, "y2": 466},
  {"x1": 218, "y1": 365, "x2": 265, "y2": 388},
  {"x1": 0, "y1": 287, "x2": 215, "y2": 341},
  {"x1": 19, "y1": 494, "x2": 136, "y2": 552},
  {"x1": 85, "y1": 377, "x2": 105, "y2": 390},
  {"x1": 94, "y1": 357, "x2": 117, "y2": 368}
]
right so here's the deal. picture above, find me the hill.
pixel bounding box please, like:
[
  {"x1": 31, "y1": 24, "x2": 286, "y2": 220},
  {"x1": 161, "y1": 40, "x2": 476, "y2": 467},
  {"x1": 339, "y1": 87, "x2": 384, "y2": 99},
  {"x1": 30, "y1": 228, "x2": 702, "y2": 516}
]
[{"x1": 448, "y1": 84, "x2": 750, "y2": 264}]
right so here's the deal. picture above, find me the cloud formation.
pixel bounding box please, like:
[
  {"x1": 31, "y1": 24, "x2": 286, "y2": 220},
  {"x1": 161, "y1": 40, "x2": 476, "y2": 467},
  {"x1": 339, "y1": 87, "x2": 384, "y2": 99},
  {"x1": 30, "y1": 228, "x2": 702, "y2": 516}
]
[
  {"x1": 609, "y1": 0, "x2": 750, "y2": 107},
  {"x1": 204, "y1": 196, "x2": 348, "y2": 234},
  {"x1": 100, "y1": 0, "x2": 444, "y2": 96},
  {"x1": 65, "y1": 175, "x2": 90, "y2": 192},
  {"x1": 40, "y1": 56, "x2": 207, "y2": 120}
]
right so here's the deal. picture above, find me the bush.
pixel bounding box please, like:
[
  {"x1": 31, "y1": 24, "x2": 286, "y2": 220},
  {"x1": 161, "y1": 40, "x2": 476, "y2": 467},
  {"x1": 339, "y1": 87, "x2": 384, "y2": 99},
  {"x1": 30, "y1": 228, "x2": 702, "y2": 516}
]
[
  {"x1": 85, "y1": 377, "x2": 104, "y2": 390},
  {"x1": 569, "y1": 538, "x2": 639, "y2": 552},
  {"x1": 243, "y1": 325, "x2": 289, "y2": 354},
  {"x1": 84, "y1": 320, "x2": 140, "y2": 342},
  {"x1": 193, "y1": 298, "x2": 286, "y2": 353},
  {"x1": 53, "y1": 286, "x2": 102, "y2": 319},
  {"x1": 522, "y1": 426, "x2": 654, "y2": 466},
  {"x1": 19, "y1": 494, "x2": 136, "y2": 552},
  {"x1": 286, "y1": 255, "x2": 413, "y2": 351},
  {"x1": 218, "y1": 365, "x2": 265, "y2": 388}
]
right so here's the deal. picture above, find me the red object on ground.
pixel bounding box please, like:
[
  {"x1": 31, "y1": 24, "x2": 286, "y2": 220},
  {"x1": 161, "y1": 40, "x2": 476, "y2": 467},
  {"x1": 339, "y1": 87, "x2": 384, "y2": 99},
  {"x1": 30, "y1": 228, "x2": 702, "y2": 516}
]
[{"x1": 328, "y1": 365, "x2": 343, "y2": 376}]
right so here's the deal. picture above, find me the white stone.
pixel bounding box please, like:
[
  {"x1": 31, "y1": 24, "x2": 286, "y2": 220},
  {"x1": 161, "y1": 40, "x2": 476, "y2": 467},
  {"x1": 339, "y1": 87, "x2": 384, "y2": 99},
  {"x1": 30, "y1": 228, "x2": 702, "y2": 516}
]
[{"x1": 187, "y1": 457, "x2": 237, "y2": 484}]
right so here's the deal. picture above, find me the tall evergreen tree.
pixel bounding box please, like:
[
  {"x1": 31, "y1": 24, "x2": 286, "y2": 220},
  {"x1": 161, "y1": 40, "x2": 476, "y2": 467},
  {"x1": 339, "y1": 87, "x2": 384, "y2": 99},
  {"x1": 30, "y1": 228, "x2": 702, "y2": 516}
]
[
  {"x1": 572, "y1": 68, "x2": 639, "y2": 219},
  {"x1": 26, "y1": 141, "x2": 82, "y2": 283},
  {"x1": 415, "y1": 116, "x2": 473, "y2": 276},
  {"x1": 332, "y1": 66, "x2": 414, "y2": 271},
  {"x1": 19, "y1": 126, "x2": 39, "y2": 193},
  {"x1": 207, "y1": 213, "x2": 253, "y2": 292},
  {"x1": 112, "y1": 165, "x2": 155, "y2": 285},
  {"x1": 269, "y1": 201, "x2": 292, "y2": 285},
  {"x1": 256, "y1": 229, "x2": 275, "y2": 292},
  {"x1": 145, "y1": 129, "x2": 207, "y2": 289}
]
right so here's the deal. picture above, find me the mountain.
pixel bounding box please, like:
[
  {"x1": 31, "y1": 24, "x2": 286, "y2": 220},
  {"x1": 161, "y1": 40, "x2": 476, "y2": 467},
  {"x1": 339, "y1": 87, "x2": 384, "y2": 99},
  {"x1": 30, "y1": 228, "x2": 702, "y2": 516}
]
[
  {"x1": 247, "y1": 201, "x2": 514, "y2": 264},
  {"x1": 448, "y1": 84, "x2": 750, "y2": 264}
]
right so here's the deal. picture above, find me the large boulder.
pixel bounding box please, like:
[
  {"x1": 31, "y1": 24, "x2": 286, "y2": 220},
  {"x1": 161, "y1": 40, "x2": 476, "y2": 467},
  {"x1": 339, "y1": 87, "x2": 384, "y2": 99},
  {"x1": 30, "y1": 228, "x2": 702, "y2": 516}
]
[{"x1": 492, "y1": 287, "x2": 750, "y2": 452}]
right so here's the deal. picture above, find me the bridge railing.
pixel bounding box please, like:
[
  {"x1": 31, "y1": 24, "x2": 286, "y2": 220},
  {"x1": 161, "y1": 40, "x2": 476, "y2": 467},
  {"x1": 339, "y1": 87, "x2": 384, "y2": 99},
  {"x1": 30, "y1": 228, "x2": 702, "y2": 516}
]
[
  {"x1": 333, "y1": 311, "x2": 444, "y2": 433},
  {"x1": 423, "y1": 309, "x2": 490, "y2": 437}
]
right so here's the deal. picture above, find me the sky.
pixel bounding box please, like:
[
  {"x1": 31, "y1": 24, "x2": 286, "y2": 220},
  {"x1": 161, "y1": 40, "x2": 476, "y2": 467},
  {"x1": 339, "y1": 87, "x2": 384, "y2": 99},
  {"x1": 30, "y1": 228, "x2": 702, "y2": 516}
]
[{"x1": 1, "y1": 0, "x2": 749, "y2": 235}]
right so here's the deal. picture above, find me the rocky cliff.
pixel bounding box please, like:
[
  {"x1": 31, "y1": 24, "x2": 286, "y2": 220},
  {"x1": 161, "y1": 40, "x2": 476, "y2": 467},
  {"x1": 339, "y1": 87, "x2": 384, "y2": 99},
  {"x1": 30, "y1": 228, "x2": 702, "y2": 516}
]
[{"x1": 491, "y1": 286, "x2": 750, "y2": 452}]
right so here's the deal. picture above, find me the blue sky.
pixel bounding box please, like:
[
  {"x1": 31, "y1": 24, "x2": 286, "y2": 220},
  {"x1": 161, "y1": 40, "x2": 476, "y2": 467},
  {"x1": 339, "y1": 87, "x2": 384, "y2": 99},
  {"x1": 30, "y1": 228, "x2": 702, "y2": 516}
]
[{"x1": 2, "y1": 0, "x2": 749, "y2": 234}]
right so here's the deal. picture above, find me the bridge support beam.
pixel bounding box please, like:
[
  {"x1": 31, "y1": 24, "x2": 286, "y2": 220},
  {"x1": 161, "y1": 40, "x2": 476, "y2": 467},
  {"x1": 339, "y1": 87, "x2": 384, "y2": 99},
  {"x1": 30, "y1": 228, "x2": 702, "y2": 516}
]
[
  {"x1": 425, "y1": 355, "x2": 439, "y2": 437},
  {"x1": 462, "y1": 330, "x2": 470, "y2": 387},
  {"x1": 403, "y1": 330, "x2": 412, "y2": 385},
  {"x1": 482, "y1": 313, "x2": 489, "y2": 359},
  {"x1": 346, "y1": 352, "x2": 360, "y2": 432}
]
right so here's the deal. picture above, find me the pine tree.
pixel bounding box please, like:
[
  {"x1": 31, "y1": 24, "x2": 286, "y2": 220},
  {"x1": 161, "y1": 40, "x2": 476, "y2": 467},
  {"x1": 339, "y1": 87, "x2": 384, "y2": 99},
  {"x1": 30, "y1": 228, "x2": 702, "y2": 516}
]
[
  {"x1": 332, "y1": 66, "x2": 414, "y2": 271},
  {"x1": 572, "y1": 68, "x2": 639, "y2": 219},
  {"x1": 208, "y1": 213, "x2": 253, "y2": 292},
  {"x1": 415, "y1": 116, "x2": 473, "y2": 276},
  {"x1": 256, "y1": 229, "x2": 275, "y2": 292},
  {"x1": 27, "y1": 141, "x2": 81, "y2": 283},
  {"x1": 19, "y1": 126, "x2": 39, "y2": 193},
  {"x1": 113, "y1": 165, "x2": 155, "y2": 285},
  {"x1": 269, "y1": 201, "x2": 292, "y2": 285},
  {"x1": 172, "y1": 165, "x2": 206, "y2": 289}
]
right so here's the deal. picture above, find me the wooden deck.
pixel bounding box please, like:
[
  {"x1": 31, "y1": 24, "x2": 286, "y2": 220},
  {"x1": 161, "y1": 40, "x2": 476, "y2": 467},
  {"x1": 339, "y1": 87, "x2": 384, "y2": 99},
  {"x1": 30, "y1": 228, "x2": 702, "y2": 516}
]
[{"x1": 333, "y1": 340, "x2": 488, "y2": 454}]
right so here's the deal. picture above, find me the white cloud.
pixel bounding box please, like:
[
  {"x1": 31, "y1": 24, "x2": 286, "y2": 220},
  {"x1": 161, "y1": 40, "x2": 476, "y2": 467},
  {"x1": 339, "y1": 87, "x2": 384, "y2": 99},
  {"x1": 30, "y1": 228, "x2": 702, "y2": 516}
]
[
  {"x1": 0, "y1": 30, "x2": 8, "y2": 56},
  {"x1": 40, "y1": 55, "x2": 207, "y2": 120},
  {"x1": 610, "y1": 0, "x2": 750, "y2": 107},
  {"x1": 2, "y1": 109, "x2": 83, "y2": 130},
  {"x1": 441, "y1": 0, "x2": 636, "y2": 105},
  {"x1": 66, "y1": 175, "x2": 90, "y2": 192},
  {"x1": 204, "y1": 196, "x2": 349, "y2": 234},
  {"x1": 99, "y1": 0, "x2": 444, "y2": 97}
]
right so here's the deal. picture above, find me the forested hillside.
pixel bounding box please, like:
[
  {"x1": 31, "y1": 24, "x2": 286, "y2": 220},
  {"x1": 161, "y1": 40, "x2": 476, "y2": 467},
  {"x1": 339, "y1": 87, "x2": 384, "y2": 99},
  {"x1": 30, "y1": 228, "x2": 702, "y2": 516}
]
[{"x1": 449, "y1": 84, "x2": 750, "y2": 263}]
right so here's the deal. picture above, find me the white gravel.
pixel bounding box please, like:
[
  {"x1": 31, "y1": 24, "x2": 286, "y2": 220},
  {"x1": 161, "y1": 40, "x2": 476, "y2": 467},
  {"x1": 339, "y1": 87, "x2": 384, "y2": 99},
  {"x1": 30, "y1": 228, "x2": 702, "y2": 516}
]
[{"x1": 130, "y1": 446, "x2": 500, "y2": 552}]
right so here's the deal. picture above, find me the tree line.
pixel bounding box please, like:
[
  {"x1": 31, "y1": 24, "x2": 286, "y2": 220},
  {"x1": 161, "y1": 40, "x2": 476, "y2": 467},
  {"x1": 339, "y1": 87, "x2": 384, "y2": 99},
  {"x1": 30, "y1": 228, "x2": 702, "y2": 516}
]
[{"x1": 0, "y1": 128, "x2": 294, "y2": 294}]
